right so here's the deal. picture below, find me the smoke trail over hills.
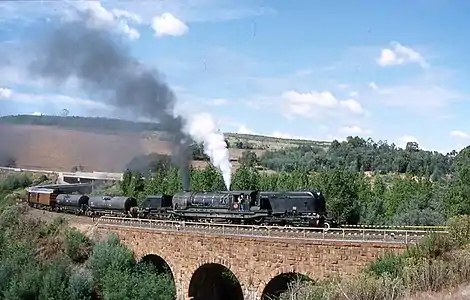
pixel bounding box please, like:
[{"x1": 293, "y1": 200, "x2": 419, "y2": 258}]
[
  {"x1": 27, "y1": 22, "x2": 193, "y2": 188},
  {"x1": 21, "y1": 20, "x2": 232, "y2": 190}
]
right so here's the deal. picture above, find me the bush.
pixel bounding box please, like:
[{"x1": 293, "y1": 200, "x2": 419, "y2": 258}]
[
  {"x1": 64, "y1": 229, "x2": 94, "y2": 263},
  {"x1": 447, "y1": 215, "x2": 470, "y2": 247},
  {"x1": 366, "y1": 251, "x2": 405, "y2": 279},
  {"x1": 404, "y1": 233, "x2": 454, "y2": 260},
  {"x1": 67, "y1": 269, "x2": 94, "y2": 300},
  {"x1": 86, "y1": 233, "x2": 136, "y2": 281}
]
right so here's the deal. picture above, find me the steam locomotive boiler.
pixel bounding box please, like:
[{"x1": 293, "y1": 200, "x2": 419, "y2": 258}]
[{"x1": 167, "y1": 190, "x2": 330, "y2": 227}]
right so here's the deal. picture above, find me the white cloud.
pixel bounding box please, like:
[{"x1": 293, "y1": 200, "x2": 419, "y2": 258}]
[
  {"x1": 237, "y1": 125, "x2": 254, "y2": 134},
  {"x1": 207, "y1": 98, "x2": 228, "y2": 106},
  {"x1": 339, "y1": 125, "x2": 372, "y2": 135},
  {"x1": 377, "y1": 41, "x2": 428, "y2": 68},
  {"x1": 397, "y1": 135, "x2": 420, "y2": 149},
  {"x1": 349, "y1": 91, "x2": 358, "y2": 97},
  {"x1": 0, "y1": 87, "x2": 12, "y2": 99},
  {"x1": 111, "y1": 9, "x2": 142, "y2": 23},
  {"x1": 64, "y1": 2, "x2": 141, "y2": 40},
  {"x1": 450, "y1": 130, "x2": 470, "y2": 139},
  {"x1": 339, "y1": 99, "x2": 365, "y2": 114},
  {"x1": 281, "y1": 90, "x2": 365, "y2": 119},
  {"x1": 369, "y1": 82, "x2": 378, "y2": 90},
  {"x1": 0, "y1": 1, "x2": 274, "y2": 27},
  {"x1": 152, "y1": 13, "x2": 188, "y2": 37}
]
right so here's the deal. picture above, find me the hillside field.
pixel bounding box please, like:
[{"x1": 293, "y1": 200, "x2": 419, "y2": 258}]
[{"x1": 0, "y1": 115, "x2": 327, "y2": 173}]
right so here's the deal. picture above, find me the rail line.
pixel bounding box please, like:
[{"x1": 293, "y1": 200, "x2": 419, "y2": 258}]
[
  {"x1": 97, "y1": 216, "x2": 448, "y2": 245},
  {"x1": 341, "y1": 224, "x2": 449, "y2": 231}
]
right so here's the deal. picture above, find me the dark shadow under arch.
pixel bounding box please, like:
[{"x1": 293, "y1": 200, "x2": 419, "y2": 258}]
[
  {"x1": 188, "y1": 263, "x2": 243, "y2": 300},
  {"x1": 140, "y1": 254, "x2": 175, "y2": 283},
  {"x1": 261, "y1": 272, "x2": 313, "y2": 300}
]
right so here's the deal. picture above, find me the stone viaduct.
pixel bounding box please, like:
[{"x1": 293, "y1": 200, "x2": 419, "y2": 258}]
[{"x1": 93, "y1": 223, "x2": 409, "y2": 300}]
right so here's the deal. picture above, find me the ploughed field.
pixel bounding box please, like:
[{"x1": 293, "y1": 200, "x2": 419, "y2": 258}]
[{"x1": 0, "y1": 124, "x2": 265, "y2": 173}]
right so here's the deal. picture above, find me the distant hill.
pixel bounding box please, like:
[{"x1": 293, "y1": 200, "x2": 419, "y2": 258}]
[
  {"x1": 0, "y1": 115, "x2": 328, "y2": 150},
  {"x1": 0, "y1": 114, "x2": 325, "y2": 172},
  {"x1": 0, "y1": 115, "x2": 161, "y2": 135}
]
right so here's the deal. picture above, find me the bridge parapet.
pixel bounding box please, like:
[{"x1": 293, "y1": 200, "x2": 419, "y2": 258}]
[{"x1": 97, "y1": 216, "x2": 447, "y2": 245}]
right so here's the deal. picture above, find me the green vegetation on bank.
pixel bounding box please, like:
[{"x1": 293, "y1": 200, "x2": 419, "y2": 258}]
[
  {"x1": 112, "y1": 144, "x2": 470, "y2": 226},
  {"x1": 0, "y1": 173, "x2": 176, "y2": 300},
  {"x1": 278, "y1": 215, "x2": 470, "y2": 300}
]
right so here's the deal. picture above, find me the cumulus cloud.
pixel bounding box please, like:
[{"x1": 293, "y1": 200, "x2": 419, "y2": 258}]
[
  {"x1": 64, "y1": 2, "x2": 141, "y2": 40},
  {"x1": 369, "y1": 82, "x2": 378, "y2": 90},
  {"x1": 377, "y1": 41, "x2": 428, "y2": 68},
  {"x1": 281, "y1": 90, "x2": 365, "y2": 119},
  {"x1": 397, "y1": 135, "x2": 420, "y2": 149},
  {"x1": 450, "y1": 130, "x2": 470, "y2": 139},
  {"x1": 0, "y1": 87, "x2": 12, "y2": 99},
  {"x1": 339, "y1": 125, "x2": 372, "y2": 135},
  {"x1": 237, "y1": 125, "x2": 254, "y2": 134},
  {"x1": 152, "y1": 13, "x2": 188, "y2": 37}
]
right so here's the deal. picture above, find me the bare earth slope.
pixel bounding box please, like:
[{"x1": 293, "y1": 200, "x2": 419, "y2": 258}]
[
  {"x1": 0, "y1": 124, "x2": 171, "y2": 172},
  {"x1": 0, "y1": 124, "x2": 267, "y2": 172}
]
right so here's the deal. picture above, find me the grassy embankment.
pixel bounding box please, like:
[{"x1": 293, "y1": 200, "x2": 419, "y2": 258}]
[
  {"x1": 0, "y1": 173, "x2": 175, "y2": 300},
  {"x1": 279, "y1": 216, "x2": 470, "y2": 300}
]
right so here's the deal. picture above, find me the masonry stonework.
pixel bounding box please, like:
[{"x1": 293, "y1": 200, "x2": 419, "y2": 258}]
[{"x1": 95, "y1": 225, "x2": 407, "y2": 300}]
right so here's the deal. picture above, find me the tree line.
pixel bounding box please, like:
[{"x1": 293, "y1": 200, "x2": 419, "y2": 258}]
[
  {"x1": 110, "y1": 144, "x2": 470, "y2": 226},
  {"x1": 258, "y1": 136, "x2": 455, "y2": 177}
]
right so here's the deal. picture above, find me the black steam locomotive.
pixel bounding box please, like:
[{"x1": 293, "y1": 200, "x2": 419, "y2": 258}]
[{"x1": 27, "y1": 188, "x2": 334, "y2": 228}]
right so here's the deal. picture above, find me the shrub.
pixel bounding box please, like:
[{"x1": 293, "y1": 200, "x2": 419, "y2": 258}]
[
  {"x1": 64, "y1": 229, "x2": 94, "y2": 263},
  {"x1": 86, "y1": 233, "x2": 136, "y2": 281},
  {"x1": 67, "y1": 269, "x2": 94, "y2": 300},
  {"x1": 366, "y1": 251, "x2": 404, "y2": 279},
  {"x1": 447, "y1": 215, "x2": 470, "y2": 247}
]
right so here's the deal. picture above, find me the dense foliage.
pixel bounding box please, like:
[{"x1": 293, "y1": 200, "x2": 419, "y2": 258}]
[
  {"x1": 259, "y1": 136, "x2": 456, "y2": 177},
  {"x1": 108, "y1": 145, "x2": 470, "y2": 226},
  {"x1": 0, "y1": 174, "x2": 176, "y2": 300}
]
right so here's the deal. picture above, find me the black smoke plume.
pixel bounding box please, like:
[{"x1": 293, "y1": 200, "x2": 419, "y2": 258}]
[{"x1": 27, "y1": 22, "x2": 191, "y2": 189}]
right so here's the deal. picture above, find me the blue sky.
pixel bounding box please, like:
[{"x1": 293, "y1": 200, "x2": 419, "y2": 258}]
[{"x1": 0, "y1": 0, "x2": 469, "y2": 153}]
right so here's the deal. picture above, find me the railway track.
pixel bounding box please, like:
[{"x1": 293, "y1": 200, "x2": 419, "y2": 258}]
[
  {"x1": 341, "y1": 224, "x2": 449, "y2": 231},
  {"x1": 97, "y1": 216, "x2": 447, "y2": 245}
]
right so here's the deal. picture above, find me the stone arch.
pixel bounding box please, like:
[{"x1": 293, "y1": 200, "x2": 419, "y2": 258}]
[
  {"x1": 261, "y1": 272, "x2": 313, "y2": 300},
  {"x1": 188, "y1": 263, "x2": 243, "y2": 300},
  {"x1": 139, "y1": 254, "x2": 176, "y2": 286}
]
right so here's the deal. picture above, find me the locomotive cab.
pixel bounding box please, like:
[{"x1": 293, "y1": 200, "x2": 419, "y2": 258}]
[{"x1": 227, "y1": 190, "x2": 259, "y2": 211}]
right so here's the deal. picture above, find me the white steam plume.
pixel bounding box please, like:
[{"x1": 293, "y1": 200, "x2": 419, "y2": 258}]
[{"x1": 184, "y1": 112, "x2": 232, "y2": 190}]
